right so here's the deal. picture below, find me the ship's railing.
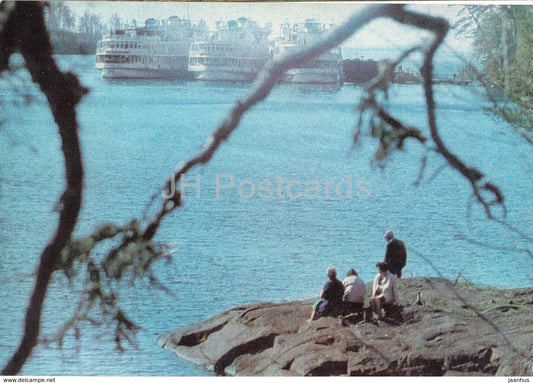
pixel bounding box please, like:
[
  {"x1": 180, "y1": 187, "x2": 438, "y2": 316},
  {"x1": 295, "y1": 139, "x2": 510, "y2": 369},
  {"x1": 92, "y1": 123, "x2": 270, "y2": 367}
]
[
  {"x1": 189, "y1": 55, "x2": 269, "y2": 70},
  {"x1": 189, "y1": 40, "x2": 270, "y2": 56},
  {"x1": 273, "y1": 41, "x2": 342, "y2": 59},
  {"x1": 96, "y1": 38, "x2": 190, "y2": 54}
]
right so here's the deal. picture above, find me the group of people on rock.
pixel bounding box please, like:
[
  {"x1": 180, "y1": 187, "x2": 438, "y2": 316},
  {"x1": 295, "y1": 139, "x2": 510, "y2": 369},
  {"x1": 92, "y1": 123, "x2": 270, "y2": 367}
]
[{"x1": 308, "y1": 231, "x2": 407, "y2": 322}]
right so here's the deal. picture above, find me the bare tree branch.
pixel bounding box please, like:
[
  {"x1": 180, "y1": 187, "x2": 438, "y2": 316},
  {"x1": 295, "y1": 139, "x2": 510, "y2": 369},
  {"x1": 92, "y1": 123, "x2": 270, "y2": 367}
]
[
  {"x1": 144, "y1": 4, "x2": 401, "y2": 224},
  {"x1": 354, "y1": 46, "x2": 422, "y2": 150},
  {"x1": 365, "y1": 45, "x2": 420, "y2": 95},
  {"x1": 115, "y1": 7, "x2": 513, "y2": 357},
  {"x1": 1, "y1": 2, "x2": 87, "y2": 375},
  {"x1": 2, "y1": 2, "x2": 520, "y2": 374},
  {"x1": 388, "y1": 8, "x2": 505, "y2": 219},
  {"x1": 361, "y1": 97, "x2": 428, "y2": 147}
]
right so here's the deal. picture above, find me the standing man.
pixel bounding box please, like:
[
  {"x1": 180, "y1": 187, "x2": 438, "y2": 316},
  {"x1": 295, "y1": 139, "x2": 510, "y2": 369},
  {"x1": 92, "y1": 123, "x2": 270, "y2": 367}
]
[{"x1": 384, "y1": 231, "x2": 407, "y2": 278}]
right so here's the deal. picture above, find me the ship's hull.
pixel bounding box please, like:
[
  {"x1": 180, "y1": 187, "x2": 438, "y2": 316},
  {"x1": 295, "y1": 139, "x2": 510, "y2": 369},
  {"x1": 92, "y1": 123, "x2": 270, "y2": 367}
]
[
  {"x1": 96, "y1": 63, "x2": 190, "y2": 79},
  {"x1": 281, "y1": 68, "x2": 342, "y2": 85},
  {"x1": 189, "y1": 66, "x2": 259, "y2": 82},
  {"x1": 341, "y1": 59, "x2": 378, "y2": 84}
]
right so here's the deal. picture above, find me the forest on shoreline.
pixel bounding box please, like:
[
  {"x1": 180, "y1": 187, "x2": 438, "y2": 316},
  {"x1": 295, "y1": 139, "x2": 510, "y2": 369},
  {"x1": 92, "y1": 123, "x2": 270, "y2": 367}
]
[{"x1": 46, "y1": 2, "x2": 121, "y2": 55}]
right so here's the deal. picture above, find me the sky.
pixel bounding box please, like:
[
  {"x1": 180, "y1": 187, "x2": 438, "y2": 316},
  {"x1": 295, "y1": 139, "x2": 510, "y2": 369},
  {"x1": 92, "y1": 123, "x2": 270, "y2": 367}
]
[{"x1": 67, "y1": 1, "x2": 472, "y2": 52}]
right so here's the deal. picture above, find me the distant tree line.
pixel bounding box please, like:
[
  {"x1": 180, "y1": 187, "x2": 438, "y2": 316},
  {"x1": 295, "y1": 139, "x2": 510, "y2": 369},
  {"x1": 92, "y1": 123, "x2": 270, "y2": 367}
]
[
  {"x1": 456, "y1": 5, "x2": 533, "y2": 134},
  {"x1": 45, "y1": 1, "x2": 124, "y2": 55}
]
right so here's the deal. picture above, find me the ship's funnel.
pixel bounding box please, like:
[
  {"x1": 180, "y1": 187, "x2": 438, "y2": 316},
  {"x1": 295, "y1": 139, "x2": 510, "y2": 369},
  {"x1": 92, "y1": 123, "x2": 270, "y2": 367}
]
[
  {"x1": 304, "y1": 19, "x2": 320, "y2": 33},
  {"x1": 169, "y1": 16, "x2": 181, "y2": 26},
  {"x1": 228, "y1": 20, "x2": 238, "y2": 30},
  {"x1": 145, "y1": 18, "x2": 158, "y2": 28}
]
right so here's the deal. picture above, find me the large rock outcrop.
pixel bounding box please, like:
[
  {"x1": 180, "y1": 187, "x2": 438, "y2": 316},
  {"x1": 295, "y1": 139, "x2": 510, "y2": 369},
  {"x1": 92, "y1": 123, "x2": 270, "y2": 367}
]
[{"x1": 159, "y1": 277, "x2": 533, "y2": 376}]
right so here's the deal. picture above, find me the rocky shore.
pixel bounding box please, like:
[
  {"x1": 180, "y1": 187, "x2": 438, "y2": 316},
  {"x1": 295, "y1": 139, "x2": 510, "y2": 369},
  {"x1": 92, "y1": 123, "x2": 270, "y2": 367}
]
[{"x1": 159, "y1": 277, "x2": 532, "y2": 376}]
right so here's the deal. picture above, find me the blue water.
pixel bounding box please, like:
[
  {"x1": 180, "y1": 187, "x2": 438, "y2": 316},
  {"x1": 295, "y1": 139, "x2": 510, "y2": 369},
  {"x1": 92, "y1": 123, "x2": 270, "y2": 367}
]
[{"x1": 0, "y1": 55, "x2": 531, "y2": 376}]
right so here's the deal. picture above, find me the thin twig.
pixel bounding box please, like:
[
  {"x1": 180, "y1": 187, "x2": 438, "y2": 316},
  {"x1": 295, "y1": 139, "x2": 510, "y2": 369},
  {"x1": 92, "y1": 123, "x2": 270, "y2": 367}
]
[
  {"x1": 413, "y1": 154, "x2": 428, "y2": 187},
  {"x1": 426, "y1": 163, "x2": 448, "y2": 184},
  {"x1": 452, "y1": 225, "x2": 533, "y2": 262},
  {"x1": 494, "y1": 218, "x2": 533, "y2": 243},
  {"x1": 407, "y1": 247, "x2": 526, "y2": 359}
]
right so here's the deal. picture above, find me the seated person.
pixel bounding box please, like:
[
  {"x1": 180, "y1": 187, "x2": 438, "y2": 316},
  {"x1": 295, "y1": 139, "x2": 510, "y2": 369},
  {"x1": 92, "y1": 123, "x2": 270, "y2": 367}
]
[
  {"x1": 342, "y1": 268, "x2": 365, "y2": 314},
  {"x1": 309, "y1": 266, "x2": 345, "y2": 322},
  {"x1": 370, "y1": 262, "x2": 398, "y2": 320}
]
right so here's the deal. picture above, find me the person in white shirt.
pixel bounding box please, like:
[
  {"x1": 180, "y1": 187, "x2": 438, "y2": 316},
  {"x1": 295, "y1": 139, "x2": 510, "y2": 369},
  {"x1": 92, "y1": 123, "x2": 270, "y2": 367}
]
[
  {"x1": 371, "y1": 262, "x2": 398, "y2": 319},
  {"x1": 342, "y1": 268, "x2": 366, "y2": 314}
]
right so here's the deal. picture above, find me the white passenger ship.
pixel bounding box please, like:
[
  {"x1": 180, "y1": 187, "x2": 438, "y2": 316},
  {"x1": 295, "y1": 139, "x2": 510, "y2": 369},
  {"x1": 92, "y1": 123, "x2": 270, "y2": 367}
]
[
  {"x1": 96, "y1": 17, "x2": 208, "y2": 79},
  {"x1": 274, "y1": 19, "x2": 343, "y2": 85},
  {"x1": 188, "y1": 17, "x2": 272, "y2": 82}
]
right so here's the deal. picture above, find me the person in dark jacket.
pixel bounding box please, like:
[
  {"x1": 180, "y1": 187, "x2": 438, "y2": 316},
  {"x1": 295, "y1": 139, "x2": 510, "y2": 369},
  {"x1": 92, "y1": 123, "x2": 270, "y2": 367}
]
[
  {"x1": 308, "y1": 267, "x2": 345, "y2": 321},
  {"x1": 384, "y1": 231, "x2": 407, "y2": 278}
]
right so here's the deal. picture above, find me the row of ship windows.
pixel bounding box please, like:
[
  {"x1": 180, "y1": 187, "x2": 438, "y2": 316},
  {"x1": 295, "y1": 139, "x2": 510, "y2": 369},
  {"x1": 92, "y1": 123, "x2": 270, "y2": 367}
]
[
  {"x1": 96, "y1": 54, "x2": 341, "y2": 68},
  {"x1": 98, "y1": 42, "x2": 247, "y2": 54},
  {"x1": 98, "y1": 42, "x2": 160, "y2": 50},
  {"x1": 192, "y1": 45, "x2": 244, "y2": 55},
  {"x1": 96, "y1": 55, "x2": 181, "y2": 64},
  {"x1": 189, "y1": 57, "x2": 265, "y2": 68}
]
